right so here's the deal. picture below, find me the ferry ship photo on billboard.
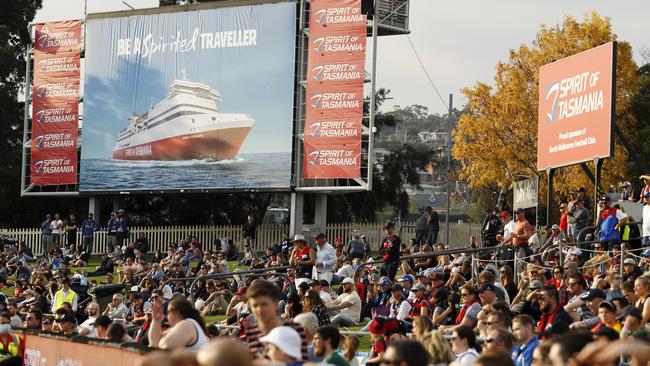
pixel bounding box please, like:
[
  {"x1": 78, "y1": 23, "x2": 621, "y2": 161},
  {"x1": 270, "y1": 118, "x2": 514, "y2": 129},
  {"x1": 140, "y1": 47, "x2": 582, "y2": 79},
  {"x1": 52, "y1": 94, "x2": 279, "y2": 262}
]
[{"x1": 112, "y1": 80, "x2": 254, "y2": 161}]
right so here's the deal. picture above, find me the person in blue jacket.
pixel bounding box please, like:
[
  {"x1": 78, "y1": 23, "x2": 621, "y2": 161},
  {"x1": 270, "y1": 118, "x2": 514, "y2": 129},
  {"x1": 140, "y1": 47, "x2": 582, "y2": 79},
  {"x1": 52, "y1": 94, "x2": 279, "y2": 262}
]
[{"x1": 81, "y1": 213, "x2": 101, "y2": 255}]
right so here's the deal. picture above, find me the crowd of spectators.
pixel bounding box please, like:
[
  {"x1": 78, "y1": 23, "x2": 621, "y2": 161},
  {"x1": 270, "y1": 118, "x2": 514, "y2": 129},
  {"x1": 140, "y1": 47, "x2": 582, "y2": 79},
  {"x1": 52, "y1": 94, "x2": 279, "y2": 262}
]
[{"x1": 0, "y1": 179, "x2": 649, "y2": 366}]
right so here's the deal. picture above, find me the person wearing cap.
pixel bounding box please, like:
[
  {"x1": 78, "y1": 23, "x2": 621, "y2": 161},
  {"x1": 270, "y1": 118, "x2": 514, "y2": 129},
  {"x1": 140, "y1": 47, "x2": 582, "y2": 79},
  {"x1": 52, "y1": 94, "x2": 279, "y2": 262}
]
[
  {"x1": 115, "y1": 209, "x2": 130, "y2": 247},
  {"x1": 106, "y1": 211, "x2": 119, "y2": 253},
  {"x1": 623, "y1": 258, "x2": 643, "y2": 282},
  {"x1": 309, "y1": 280, "x2": 331, "y2": 304},
  {"x1": 314, "y1": 233, "x2": 336, "y2": 284},
  {"x1": 81, "y1": 212, "x2": 101, "y2": 255},
  {"x1": 570, "y1": 199, "x2": 589, "y2": 238},
  {"x1": 621, "y1": 305, "x2": 644, "y2": 340},
  {"x1": 569, "y1": 288, "x2": 606, "y2": 330},
  {"x1": 592, "y1": 301, "x2": 622, "y2": 334},
  {"x1": 596, "y1": 195, "x2": 629, "y2": 250},
  {"x1": 559, "y1": 203, "x2": 569, "y2": 239},
  {"x1": 326, "y1": 278, "x2": 361, "y2": 327},
  {"x1": 575, "y1": 186, "x2": 591, "y2": 211},
  {"x1": 396, "y1": 274, "x2": 416, "y2": 302},
  {"x1": 52, "y1": 277, "x2": 77, "y2": 313},
  {"x1": 289, "y1": 234, "x2": 316, "y2": 287},
  {"x1": 387, "y1": 284, "x2": 412, "y2": 321},
  {"x1": 258, "y1": 326, "x2": 303, "y2": 364},
  {"x1": 620, "y1": 181, "x2": 638, "y2": 202},
  {"x1": 497, "y1": 211, "x2": 515, "y2": 245},
  {"x1": 407, "y1": 283, "x2": 432, "y2": 318},
  {"x1": 379, "y1": 221, "x2": 401, "y2": 281},
  {"x1": 478, "y1": 283, "x2": 499, "y2": 308}
]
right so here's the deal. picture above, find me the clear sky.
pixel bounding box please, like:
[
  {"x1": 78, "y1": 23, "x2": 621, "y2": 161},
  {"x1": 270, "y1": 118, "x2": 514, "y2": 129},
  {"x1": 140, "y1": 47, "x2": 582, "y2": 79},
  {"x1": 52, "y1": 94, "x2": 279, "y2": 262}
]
[{"x1": 35, "y1": 0, "x2": 650, "y2": 115}]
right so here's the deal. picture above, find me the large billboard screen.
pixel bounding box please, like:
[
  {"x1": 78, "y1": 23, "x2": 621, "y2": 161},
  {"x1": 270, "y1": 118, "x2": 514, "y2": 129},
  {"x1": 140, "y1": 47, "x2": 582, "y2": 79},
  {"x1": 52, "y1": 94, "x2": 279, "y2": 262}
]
[
  {"x1": 80, "y1": 3, "x2": 296, "y2": 192},
  {"x1": 537, "y1": 42, "x2": 616, "y2": 171}
]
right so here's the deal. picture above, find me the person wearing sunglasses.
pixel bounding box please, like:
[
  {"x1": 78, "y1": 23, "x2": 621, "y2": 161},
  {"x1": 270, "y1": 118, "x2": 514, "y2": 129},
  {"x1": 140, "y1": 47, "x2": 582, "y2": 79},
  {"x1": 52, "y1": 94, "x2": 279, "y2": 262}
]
[
  {"x1": 439, "y1": 284, "x2": 480, "y2": 334},
  {"x1": 484, "y1": 328, "x2": 513, "y2": 353},
  {"x1": 449, "y1": 325, "x2": 479, "y2": 366},
  {"x1": 24, "y1": 309, "x2": 42, "y2": 330}
]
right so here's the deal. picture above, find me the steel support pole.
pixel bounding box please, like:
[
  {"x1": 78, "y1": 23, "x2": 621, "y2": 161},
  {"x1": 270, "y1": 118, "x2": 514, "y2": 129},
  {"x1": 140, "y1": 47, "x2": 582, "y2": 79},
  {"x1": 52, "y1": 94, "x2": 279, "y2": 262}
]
[
  {"x1": 21, "y1": 47, "x2": 32, "y2": 196},
  {"x1": 594, "y1": 158, "x2": 603, "y2": 223},
  {"x1": 445, "y1": 94, "x2": 453, "y2": 245},
  {"x1": 366, "y1": 0, "x2": 379, "y2": 191},
  {"x1": 546, "y1": 168, "x2": 555, "y2": 226}
]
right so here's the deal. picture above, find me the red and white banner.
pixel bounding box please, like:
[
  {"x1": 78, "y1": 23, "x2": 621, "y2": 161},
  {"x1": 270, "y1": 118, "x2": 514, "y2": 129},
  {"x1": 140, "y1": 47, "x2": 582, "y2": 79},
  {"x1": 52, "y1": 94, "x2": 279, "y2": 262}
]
[
  {"x1": 31, "y1": 20, "x2": 82, "y2": 186},
  {"x1": 303, "y1": 0, "x2": 365, "y2": 179}
]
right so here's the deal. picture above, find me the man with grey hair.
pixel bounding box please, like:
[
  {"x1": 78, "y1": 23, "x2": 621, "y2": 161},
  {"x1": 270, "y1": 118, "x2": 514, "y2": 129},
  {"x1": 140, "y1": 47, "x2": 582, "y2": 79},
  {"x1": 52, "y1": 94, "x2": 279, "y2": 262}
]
[
  {"x1": 294, "y1": 312, "x2": 321, "y2": 362},
  {"x1": 103, "y1": 293, "x2": 129, "y2": 320}
]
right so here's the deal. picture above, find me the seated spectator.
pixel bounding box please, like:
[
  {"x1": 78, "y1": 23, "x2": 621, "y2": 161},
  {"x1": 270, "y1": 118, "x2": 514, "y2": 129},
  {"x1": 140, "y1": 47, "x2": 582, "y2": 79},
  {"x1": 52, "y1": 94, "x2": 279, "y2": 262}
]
[
  {"x1": 450, "y1": 325, "x2": 479, "y2": 366},
  {"x1": 104, "y1": 294, "x2": 129, "y2": 320},
  {"x1": 326, "y1": 278, "x2": 361, "y2": 327}
]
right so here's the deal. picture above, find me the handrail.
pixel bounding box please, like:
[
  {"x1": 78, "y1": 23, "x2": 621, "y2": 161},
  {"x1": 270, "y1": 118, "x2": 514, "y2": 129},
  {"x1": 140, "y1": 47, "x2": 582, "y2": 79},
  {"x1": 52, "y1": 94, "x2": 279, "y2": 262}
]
[{"x1": 187, "y1": 271, "x2": 292, "y2": 302}]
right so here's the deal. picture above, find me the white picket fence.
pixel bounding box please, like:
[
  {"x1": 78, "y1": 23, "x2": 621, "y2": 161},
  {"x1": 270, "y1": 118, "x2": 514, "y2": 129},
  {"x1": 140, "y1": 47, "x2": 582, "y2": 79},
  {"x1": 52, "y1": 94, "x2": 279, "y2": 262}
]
[{"x1": 1, "y1": 222, "x2": 482, "y2": 256}]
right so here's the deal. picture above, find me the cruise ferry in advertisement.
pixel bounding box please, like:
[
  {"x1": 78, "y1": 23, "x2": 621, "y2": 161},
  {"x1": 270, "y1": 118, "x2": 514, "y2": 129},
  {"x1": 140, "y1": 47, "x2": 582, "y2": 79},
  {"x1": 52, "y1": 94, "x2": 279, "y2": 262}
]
[{"x1": 112, "y1": 80, "x2": 254, "y2": 161}]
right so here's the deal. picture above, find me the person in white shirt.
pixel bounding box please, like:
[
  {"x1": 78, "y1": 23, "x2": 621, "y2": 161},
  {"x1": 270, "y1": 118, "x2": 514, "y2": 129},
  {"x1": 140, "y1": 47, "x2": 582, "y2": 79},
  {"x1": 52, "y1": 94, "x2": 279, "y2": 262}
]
[
  {"x1": 500, "y1": 211, "x2": 516, "y2": 245},
  {"x1": 78, "y1": 302, "x2": 100, "y2": 336},
  {"x1": 313, "y1": 233, "x2": 336, "y2": 284},
  {"x1": 388, "y1": 284, "x2": 412, "y2": 320},
  {"x1": 103, "y1": 294, "x2": 129, "y2": 320},
  {"x1": 50, "y1": 213, "x2": 64, "y2": 245},
  {"x1": 310, "y1": 280, "x2": 332, "y2": 303},
  {"x1": 326, "y1": 278, "x2": 361, "y2": 326},
  {"x1": 642, "y1": 192, "x2": 650, "y2": 247}
]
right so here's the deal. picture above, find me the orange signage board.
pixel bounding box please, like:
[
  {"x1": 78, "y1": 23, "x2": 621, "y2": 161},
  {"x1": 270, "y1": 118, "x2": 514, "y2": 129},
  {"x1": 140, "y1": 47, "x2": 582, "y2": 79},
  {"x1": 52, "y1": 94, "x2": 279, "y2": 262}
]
[
  {"x1": 537, "y1": 42, "x2": 616, "y2": 171},
  {"x1": 23, "y1": 333, "x2": 144, "y2": 366},
  {"x1": 304, "y1": 140, "x2": 361, "y2": 179}
]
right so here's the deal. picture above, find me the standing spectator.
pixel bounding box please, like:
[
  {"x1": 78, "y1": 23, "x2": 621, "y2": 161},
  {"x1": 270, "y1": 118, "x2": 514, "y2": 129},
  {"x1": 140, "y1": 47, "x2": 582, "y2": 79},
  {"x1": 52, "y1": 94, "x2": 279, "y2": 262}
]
[
  {"x1": 243, "y1": 215, "x2": 257, "y2": 247},
  {"x1": 511, "y1": 314, "x2": 539, "y2": 366},
  {"x1": 107, "y1": 212, "x2": 119, "y2": 253},
  {"x1": 116, "y1": 209, "x2": 130, "y2": 247},
  {"x1": 313, "y1": 326, "x2": 349, "y2": 366},
  {"x1": 81, "y1": 213, "x2": 101, "y2": 256},
  {"x1": 642, "y1": 192, "x2": 650, "y2": 247},
  {"x1": 426, "y1": 207, "x2": 440, "y2": 246},
  {"x1": 482, "y1": 208, "x2": 502, "y2": 247},
  {"x1": 575, "y1": 187, "x2": 591, "y2": 211},
  {"x1": 314, "y1": 233, "x2": 336, "y2": 284},
  {"x1": 52, "y1": 277, "x2": 78, "y2": 312},
  {"x1": 379, "y1": 221, "x2": 400, "y2": 281},
  {"x1": 41, "y1": 214, "x2": 52, "y2": 255},
  {"x1": 570, "y1": 200, "x2": 589, "y2": 240},
  {"x1": 414, "y1": 207, "x2": 428, "y2": 245},
  {"x1": 511, "y1": 208, "x2": 533, "y2": 273},
  {"x1": 136, "y1": 232, "x2": 149, "y2": 254},
  {"x1": 65, "y1": 214, "x2": 78, "y2": 249},
  {"x1": 50, "y1": 213, "x2": 64, "y2": 246},
  {"x1": 596, "y1": 196, "x2": 628, "y2": 250},
  {"x1": 289, "y1": 235, "x2": 316, "y2": 287},
  {"x1": 559, "y1": 203, "x2": 568, "y2": 239},
  {"x1": 361, "y1": 235, "x2": 371, "y2": 259},
  {"x1": 346, "y1": 234, "x2": 365, "y2": 261},
  {"x1": 620, "y1": 181, "x2": 638, "y2": 202}
]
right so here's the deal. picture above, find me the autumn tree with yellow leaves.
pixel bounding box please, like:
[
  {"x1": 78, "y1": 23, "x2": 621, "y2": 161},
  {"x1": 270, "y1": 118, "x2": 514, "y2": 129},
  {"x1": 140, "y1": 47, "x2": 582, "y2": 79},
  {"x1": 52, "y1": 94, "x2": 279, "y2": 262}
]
[{"x1": 452, "y1": 13, "x2": 640, "y2": 215}]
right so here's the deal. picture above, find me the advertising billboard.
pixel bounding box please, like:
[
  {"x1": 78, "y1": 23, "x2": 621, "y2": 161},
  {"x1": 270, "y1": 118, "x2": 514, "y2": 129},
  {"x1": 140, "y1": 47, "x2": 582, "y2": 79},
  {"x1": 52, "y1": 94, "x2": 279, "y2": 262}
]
[
  {"x1": 31, "y1": 20, "x2": 82, "y2": 186},
  {"x1": 80, "y1": 2, "x2": 296, "y2": 192},
  {"x1": 537, "y1": 42, "x2": 616, "y2": 171},
  {"x1": 303, "y1": 0, "x2": 366, "y2": 179},
  {"x1": 513, "y1": 178, "x2": 538, "y2": 210}
]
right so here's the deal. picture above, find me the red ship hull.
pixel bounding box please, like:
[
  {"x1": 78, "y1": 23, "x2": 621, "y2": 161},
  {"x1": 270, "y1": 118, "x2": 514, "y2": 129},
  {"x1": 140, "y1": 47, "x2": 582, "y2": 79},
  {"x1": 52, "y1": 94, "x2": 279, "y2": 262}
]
[{"x1": 112, "y1": 127, "x2": 252, "y2": 161}]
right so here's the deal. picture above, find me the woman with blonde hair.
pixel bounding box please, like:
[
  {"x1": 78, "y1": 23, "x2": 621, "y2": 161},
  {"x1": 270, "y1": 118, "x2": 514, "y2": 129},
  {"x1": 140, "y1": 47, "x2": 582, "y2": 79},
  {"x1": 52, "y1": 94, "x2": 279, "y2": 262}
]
[
  {"x1": 342, "y1": 335, "x2": 360, "y2": 366},
  {"x1": 420, "y1": 330, "x2": 455, "y2": 366},
  {"x1": 412, "y1": 316, "x2": 434, "y2": 341}
]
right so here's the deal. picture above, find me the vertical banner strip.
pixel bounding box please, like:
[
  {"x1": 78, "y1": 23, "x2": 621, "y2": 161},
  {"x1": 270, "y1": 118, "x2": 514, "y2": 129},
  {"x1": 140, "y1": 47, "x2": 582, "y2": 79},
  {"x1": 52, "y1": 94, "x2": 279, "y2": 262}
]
[
  {"x1": 31, "y1": 20, "x2": 82, "y2": 186},
  {"x1": 303, "y1": 1, "x2": 365, "y2": 179}
]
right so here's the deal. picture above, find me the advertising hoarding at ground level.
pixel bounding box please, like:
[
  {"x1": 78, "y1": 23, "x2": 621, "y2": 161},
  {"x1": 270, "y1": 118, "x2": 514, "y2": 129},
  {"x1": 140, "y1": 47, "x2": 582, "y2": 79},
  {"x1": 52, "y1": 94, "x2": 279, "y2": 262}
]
[
  {"x1": 537, "y1": 42, "x2": 616, "y2": 171},
  {"x1": 80, "y1": 2, "x2": 296, "y2": 193}
]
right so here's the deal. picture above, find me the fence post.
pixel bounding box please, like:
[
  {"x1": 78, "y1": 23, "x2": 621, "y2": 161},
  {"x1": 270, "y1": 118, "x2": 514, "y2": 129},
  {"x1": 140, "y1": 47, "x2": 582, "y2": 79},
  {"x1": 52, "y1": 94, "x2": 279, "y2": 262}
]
[
  {"x1": 513, "y1": 249, "x2": 519, "y2": 283},
  {"x1": 620, "y1": 244, "x2": 625, "y2": 278}
]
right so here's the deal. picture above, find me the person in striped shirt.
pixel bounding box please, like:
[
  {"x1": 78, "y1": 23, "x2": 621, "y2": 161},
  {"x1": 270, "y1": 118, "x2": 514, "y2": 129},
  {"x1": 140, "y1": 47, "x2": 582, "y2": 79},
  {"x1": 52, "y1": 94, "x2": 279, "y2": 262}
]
[{"x1": 243, "y1": 279, "x2": 308, "y2": 360}]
